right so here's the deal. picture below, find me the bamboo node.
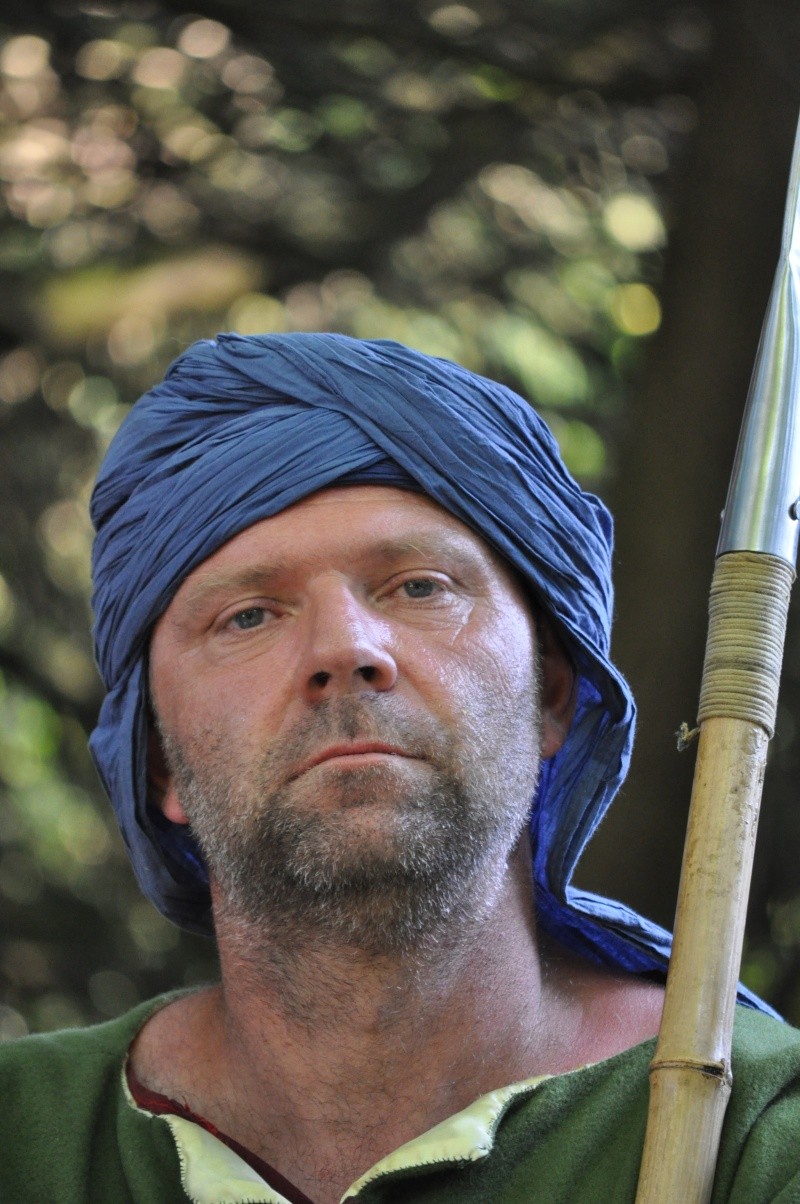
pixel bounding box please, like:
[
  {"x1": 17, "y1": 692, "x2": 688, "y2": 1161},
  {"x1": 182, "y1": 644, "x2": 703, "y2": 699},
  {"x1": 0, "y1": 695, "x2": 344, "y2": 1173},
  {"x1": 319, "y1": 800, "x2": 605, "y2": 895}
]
[{"x1": 649, "y1": 1056, "x2": 733, "y2": 1087}]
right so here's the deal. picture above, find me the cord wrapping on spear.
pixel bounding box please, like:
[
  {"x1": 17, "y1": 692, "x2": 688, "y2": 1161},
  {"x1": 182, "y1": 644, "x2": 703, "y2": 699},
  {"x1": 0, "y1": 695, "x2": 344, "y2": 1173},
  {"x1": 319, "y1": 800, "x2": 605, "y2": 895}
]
[{"x1": 698, "y1": 552, "x2": 793, "y2": 732}]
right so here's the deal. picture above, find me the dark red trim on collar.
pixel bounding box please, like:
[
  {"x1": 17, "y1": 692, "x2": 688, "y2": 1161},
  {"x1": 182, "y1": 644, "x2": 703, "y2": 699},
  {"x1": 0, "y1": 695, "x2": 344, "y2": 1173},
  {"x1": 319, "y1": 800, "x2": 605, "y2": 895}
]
[{"x1": 126, "y1": 1062, "x2": 316, "y2": 1204}]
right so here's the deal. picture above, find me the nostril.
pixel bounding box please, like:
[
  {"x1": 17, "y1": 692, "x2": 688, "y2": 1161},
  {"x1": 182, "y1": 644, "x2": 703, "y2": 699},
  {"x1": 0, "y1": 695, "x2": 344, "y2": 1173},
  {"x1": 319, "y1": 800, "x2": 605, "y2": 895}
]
[
  {"x1": 358, "y1": 665, "x2": 377, "y2": 682},
  {"x1": 311, "y1": 670, "x2": 331, "y2": 688}
]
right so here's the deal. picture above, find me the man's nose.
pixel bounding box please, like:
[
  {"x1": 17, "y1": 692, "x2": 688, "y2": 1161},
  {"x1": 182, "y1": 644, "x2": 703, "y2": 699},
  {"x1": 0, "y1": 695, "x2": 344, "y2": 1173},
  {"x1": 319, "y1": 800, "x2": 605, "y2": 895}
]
[{"x1": 298, "y1": 582, "x2": 398, "y2": 698}]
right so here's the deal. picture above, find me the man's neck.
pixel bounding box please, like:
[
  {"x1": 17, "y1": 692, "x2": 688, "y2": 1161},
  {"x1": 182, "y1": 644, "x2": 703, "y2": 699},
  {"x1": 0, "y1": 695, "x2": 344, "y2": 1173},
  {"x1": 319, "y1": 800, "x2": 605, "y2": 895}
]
[{"x1": 130, "y1": 850, "x2": 663, "y2": 1204}]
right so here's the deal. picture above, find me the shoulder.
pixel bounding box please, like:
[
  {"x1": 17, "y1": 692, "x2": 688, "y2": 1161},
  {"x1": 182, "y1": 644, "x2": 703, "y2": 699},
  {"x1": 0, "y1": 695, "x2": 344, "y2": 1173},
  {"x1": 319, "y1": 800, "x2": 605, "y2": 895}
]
[
  {"x1": 715, "y1": 1007, "x2": 800, "y2": 1202},
  {"x1": 484, "y1": 1007, "x2": 800, "y2": 1203},
  {"x1": 728, "y1": 1004, "x2": 800, "y2": 1115},
  {"x1": 0, "y1": 992, "x2": 182, "y2": 1142},
  {"x1": 731, "y1": 999, "x2": 800, "y2": 1056},
  {"x1": 0, "y1": 993, "x2": 175, "y2": 1097},
  {"x1": 728, "y1": 1003, "x2": 800, "y2": 1110},
  {"x1": 0, "y1": 994, "x2": 187, "y2": 1202}
]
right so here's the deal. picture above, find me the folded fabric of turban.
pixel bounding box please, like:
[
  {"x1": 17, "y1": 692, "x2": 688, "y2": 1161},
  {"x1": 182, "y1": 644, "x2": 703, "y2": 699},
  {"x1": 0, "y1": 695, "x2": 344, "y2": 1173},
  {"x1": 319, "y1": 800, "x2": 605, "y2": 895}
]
[{"x1": 89, "y1": 332, "x2": 769, "y2": 1011}]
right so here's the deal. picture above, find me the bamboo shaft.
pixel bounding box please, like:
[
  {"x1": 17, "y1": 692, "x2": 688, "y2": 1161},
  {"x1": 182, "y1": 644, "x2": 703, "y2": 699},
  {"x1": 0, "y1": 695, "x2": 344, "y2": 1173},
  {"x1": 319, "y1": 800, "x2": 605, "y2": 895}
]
[
  {"x1": 635, "y1": 716, "x2": 765, "y2": 1203},
  {"x1": 635, "y1": 551, "x2": 793, "y2": 1203},
  {"x1": 638, "y1": 1068, "x2": 729, "y2": 1203}
]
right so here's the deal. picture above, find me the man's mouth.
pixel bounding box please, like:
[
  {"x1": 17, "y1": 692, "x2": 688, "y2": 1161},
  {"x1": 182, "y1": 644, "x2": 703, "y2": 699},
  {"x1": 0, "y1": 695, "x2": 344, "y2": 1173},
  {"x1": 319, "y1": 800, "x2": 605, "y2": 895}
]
[{"x1": 292, "y1": 743, "x2": 413, "y2": 778}]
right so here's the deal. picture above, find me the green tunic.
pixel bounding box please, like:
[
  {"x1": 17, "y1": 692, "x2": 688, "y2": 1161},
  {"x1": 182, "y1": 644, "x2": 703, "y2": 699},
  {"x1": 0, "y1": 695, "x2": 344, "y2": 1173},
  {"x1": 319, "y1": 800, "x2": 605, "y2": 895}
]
[{"x1": 1, "y1": 995, "x2": 799, "y2": 1203}]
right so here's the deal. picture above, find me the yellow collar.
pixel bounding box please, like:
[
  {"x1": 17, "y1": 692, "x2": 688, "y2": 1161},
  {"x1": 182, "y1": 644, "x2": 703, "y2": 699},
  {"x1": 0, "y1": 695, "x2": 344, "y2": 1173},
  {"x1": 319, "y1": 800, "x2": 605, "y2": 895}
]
[{"x1": 124, "y1": 1067, "x2": 551, "y2": 1204}]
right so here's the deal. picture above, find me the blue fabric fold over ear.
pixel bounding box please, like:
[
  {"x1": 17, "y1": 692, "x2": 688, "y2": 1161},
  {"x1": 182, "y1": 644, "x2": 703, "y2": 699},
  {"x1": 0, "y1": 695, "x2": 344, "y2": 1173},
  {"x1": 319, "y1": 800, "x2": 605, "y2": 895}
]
[{"x1": 89, "y1": 332, "x2": 773, "y2": 1015}]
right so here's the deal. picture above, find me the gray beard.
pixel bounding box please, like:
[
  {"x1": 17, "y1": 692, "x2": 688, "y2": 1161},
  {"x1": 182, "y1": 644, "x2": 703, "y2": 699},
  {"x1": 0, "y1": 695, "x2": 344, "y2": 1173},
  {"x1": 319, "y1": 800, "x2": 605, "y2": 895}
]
[{"x1": 157, "y1": 686, "x2": 541, "y2": 956}]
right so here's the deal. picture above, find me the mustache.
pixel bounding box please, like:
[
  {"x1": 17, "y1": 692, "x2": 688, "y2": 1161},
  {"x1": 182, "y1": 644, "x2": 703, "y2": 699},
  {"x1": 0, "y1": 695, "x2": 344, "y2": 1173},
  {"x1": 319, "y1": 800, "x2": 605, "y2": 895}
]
[{"x1": 265, "y1": 695, "x2": 449, "y2": 776}]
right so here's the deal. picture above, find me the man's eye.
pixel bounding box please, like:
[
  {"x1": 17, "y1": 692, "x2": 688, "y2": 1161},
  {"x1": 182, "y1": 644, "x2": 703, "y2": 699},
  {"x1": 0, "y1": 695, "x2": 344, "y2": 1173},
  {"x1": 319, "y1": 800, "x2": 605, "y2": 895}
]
[
  {"x1": 230, "y1": 607, "x2": 266, "y2": 630},
  {"x1": 400, "y1": 578, "x2": 441, "y2": 599}
]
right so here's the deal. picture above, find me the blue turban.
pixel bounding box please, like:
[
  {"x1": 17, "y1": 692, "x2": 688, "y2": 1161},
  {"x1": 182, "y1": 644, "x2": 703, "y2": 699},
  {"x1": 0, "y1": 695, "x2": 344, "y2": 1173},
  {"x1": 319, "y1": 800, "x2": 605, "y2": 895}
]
[{"x1": 89, "y1": 331, "x2": 763, "y2": 1005}]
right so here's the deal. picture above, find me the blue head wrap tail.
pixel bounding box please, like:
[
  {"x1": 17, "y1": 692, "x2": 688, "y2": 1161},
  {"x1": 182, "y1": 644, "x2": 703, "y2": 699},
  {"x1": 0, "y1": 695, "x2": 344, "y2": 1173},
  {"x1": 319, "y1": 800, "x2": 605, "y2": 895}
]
[{"x1": 89, "y1": 331, "x2": 768, "y2": 1009}]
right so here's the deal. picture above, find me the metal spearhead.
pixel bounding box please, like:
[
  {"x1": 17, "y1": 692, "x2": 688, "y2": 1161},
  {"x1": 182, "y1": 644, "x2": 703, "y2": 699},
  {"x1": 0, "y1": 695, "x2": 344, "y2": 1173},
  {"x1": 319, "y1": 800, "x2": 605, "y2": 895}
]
[{"x1": 718, "y1": 115, "x2": 800, "y2": 566}]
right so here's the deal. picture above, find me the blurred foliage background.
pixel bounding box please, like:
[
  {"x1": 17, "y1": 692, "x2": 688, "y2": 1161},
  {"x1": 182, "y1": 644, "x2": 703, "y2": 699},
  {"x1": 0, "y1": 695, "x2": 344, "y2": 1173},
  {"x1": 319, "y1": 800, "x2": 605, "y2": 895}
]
[{"x1": 1, "y1": 0, "x2": 800, "y2": 1037}]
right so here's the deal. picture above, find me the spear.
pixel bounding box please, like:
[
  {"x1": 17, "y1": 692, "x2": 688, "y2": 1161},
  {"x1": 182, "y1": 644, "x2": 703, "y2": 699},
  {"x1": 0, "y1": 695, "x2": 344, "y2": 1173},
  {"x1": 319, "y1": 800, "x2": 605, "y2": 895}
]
[{"x1": 635, "y1": 114, "x2": 800, "y2": 1202}]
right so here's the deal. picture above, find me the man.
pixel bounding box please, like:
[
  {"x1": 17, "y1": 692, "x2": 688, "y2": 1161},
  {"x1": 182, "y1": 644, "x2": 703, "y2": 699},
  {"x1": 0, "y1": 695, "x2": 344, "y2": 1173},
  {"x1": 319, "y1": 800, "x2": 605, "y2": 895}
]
[{"x1": 1, "y1": 332, "x2": 798, "y2": 1202}]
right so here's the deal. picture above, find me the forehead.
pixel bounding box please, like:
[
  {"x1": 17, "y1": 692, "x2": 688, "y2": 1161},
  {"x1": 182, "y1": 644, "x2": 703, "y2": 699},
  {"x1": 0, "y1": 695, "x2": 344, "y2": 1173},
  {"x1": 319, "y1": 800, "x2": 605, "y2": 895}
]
[{"x1": 169, "y1": 484, "x2": 522, "y2": 603}]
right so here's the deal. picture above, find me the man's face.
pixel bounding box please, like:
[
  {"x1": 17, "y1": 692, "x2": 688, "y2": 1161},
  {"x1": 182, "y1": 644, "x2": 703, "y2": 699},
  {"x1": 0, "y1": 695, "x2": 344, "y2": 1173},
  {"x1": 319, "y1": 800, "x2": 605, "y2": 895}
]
[{"x1": 149, "y1": 486, "x2": 573, "y2": 950}]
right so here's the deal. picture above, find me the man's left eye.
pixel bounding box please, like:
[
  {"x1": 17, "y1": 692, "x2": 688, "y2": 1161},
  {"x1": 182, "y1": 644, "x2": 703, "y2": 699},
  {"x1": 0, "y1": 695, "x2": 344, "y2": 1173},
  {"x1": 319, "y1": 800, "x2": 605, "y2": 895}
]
[
  {"x1": 399, "y1": 578, "x2": 440, "y2": 599},
  {"x1": 230, "y1": 607, "x2": 266, "y2": 630}
]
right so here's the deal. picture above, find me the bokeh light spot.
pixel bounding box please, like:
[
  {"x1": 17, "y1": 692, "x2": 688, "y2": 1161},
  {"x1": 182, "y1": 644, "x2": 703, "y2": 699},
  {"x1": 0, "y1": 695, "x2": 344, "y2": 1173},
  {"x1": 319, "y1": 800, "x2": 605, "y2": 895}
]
[
  {"x1": 610, "y1": 282, "x2": 662, "y2": 335},
  {"x1": 0, "y1": 347, "x2": 39, "y2": 405},
  {"x1": 1, "y1": 36, "x2": 49, "y2": 80},
  {"x1": 550, "y1": 416, "x2": 607, "y2": 479},
  {"x1": 602, "y1": 193, "x2": 665, "y2": 251},
  {"x1": 178, "y1": 19, "x2": 231, "y2": 60},
  {"x1": 228, "y1": 292, "x2": 287, "y2": 334},
  {"x1": 428, "y1": 5, "x2": 483, "y2": 37},
  {"x1": 88, "y1": 969, "x2": 139, "y2": 1017},
  {"x1": 0, "y1": 1005, "x2": 28, "y2": 1042},
  {"x1": 75, "y1": 40, "x2": 131, "y2": 81},
  {"x1": 132, "y1": 47, "x2": 186, "y2": 90}
]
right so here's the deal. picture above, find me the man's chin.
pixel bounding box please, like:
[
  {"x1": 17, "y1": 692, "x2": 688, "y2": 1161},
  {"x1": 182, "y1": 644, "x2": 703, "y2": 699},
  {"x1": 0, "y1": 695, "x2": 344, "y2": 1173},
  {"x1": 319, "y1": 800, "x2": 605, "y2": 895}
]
[
  {"x1": 204, "y1": 768, "x2": 525, "y2": 953},
  {"x1": 269, "y1": 790, "x2": 450, "y2": 879},
  {"x1": 284, "y1": 757, "x2": 433, "y2": 816},
  {"x1": 215, "y1": 769, "x2": 478, "y2": 902}
]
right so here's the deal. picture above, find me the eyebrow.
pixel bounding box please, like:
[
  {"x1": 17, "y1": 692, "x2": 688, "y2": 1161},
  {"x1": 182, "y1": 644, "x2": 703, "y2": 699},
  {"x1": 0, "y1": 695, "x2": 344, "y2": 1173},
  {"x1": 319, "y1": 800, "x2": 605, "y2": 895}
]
[
  {"x1": 176, "y1": 532, "x2": 488, "y2": 618},
  {"x1": 372, "y1": 534, "x2": 483, "y2": 563},
  {"x1": 177, "y1": 562, "x2": 292, "y2": 619}
]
